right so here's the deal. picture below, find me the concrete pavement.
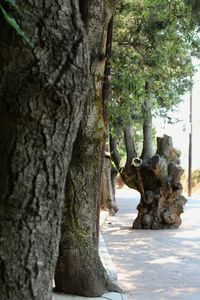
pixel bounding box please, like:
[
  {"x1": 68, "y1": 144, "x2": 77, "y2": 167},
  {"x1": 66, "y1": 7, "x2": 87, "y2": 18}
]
[{"x1": 102, "y1": 188, "x2": 200, "y2": 300}]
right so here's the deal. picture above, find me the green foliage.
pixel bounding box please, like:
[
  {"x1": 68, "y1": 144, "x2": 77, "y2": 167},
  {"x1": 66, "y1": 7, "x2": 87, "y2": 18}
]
[
  {"x1": 0, "y1": 0, "x2": 33, "y2": 47},
  {"x1": 182, "y1": 168, "x2": 200, "y2": 193},
  {"x1": 109, "y1": 0, "x2": 200, "y2": 151},
  {"x1": 192, "y1": 169, "x2": 200, "y2": 184}
]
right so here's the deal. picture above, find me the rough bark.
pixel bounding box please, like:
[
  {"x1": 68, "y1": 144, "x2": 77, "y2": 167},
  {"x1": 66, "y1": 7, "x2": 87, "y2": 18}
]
[
  {"x1": 54, "y1": 0, "x2": 121, "y2": 297},
  {"x1": 0, "y1": 1, "x2": 89, "y2": 299},
  {"x1": 54, "y1": 125, "x2": 120, "y2": 297},
  {"x1": 121, "y1": 135, "x2": 187, "y2": 229}
]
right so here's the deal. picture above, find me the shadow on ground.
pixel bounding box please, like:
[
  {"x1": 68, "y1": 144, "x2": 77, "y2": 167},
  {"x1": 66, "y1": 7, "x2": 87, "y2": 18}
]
[{"x1": 102, "y1": 189, "x2": 200, "y2": 300}]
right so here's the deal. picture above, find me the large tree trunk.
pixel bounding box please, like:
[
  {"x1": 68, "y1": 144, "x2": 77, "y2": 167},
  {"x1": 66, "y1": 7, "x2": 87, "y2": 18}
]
[
  {"x1": 0, "y1": 1, "x2": 89, "y2": 299},
  {"x1": 54, "y1": 126, "x2": 119, "y2": 297},
  {"x1": 54, "y1": 0, "x2": 121, "y2": 297},
  {"x1": 121, "y1": 135, "x2": 187, "y2": 229}
]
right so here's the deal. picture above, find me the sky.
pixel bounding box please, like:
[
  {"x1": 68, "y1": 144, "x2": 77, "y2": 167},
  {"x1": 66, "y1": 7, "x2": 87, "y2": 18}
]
[{"x1": 154, "y1": 61, "x2": 200, "y2": 171}]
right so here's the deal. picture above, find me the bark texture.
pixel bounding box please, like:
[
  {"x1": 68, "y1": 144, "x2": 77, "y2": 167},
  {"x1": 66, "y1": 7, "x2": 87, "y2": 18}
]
[
  {"x1": 54, "y1": 0, "x2": 121, "y2": 297},
  {"x1": 121, "y1": 135, "x2": 187, "y2": 229},
  {"x1": 0, "y1": 1, "x2": 89, "y2": 299}
]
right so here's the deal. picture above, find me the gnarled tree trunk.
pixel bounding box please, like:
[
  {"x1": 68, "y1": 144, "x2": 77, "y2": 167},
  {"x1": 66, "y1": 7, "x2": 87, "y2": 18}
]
[
  {"x1": 54, "y1": 0, "x2": 121, "y2": 297},
  {"x1": 121, "y1": 135, "x2": 187, "y2": 229},
  {"x1": 0, "y1": 1, "x2": 89, "y2": 299}
]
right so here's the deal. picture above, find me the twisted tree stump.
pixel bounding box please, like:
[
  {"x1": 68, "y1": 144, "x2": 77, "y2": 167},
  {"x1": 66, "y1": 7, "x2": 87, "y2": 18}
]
[{"x1": 121, "y1": 135, "x2": 187, "y2": 229}]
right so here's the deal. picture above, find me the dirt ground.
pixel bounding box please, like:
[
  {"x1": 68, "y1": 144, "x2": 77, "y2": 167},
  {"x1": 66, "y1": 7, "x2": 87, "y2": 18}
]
[{"x1": 102, "y1": 188, "x2": 200, "y2": 300}]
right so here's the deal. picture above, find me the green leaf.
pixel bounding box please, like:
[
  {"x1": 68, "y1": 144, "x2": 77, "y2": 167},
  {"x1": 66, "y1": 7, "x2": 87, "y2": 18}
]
[{"x1": 0, "y1": 5, "x2": 33, "y2": 47}]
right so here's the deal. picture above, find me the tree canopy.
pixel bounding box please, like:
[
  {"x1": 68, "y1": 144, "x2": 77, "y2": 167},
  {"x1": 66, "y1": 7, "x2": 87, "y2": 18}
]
[{"x1": 109, "y1": 0, "x2": 200, "y2": 141}]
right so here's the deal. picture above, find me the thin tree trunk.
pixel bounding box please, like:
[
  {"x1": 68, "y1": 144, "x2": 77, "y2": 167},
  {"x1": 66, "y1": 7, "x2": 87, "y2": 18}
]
[
  {"x1": 0, "y1": 1, "x2": 89, "y2": 299},
  {"x1": 101, "y1": 140, "x2": 118, "y2": 214},
  {"x1": 101, "y1": 17, "x2": 117, "y2": 214},
  {"x1": 111, "y1": 166, "x2": 118, "y2": 204},
  {"x1": 102, "y1": 16, "x2": 113, "y2": 102},
  {"x1": 124, "y1": 126, "x2": 137, "y2": 169},
  {"x1": 141, "y1": 82, "x2": 153, "y2": 160},
  {"x1": 110, "y1": 134, "x2": 121, "y2": 170}
]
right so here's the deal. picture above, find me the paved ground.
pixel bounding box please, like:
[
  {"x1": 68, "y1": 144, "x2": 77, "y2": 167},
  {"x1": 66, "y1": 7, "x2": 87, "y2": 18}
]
[
  {"x1": 102, "y1": 189, "x2": 200, "y2": 300},
  {"x1": 53, "y1": 292, "x2": 127, "y2": 300}
]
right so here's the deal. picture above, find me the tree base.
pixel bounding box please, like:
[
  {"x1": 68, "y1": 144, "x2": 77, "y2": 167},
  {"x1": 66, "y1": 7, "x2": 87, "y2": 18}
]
[
  {"x1": 132, "y1": 190, "x2": 187, "y2": 229},
  {"x1": 121, "y1": 135, "x2": 187, "y2": 230},
  {"x1": 54, "y1": 263, "x2": 123, "y2": 297}
]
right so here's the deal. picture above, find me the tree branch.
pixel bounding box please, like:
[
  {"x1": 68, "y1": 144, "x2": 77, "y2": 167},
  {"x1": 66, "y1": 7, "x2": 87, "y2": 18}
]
[
  {"x1": 124, "y1": 126, "x2": 137, "y2": 169},
  {"x1": 109, "y1": 134, "x2": 121, "y2": 170}
]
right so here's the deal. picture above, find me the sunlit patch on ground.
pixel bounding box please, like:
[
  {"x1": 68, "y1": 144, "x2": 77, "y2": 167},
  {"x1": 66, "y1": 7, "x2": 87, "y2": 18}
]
[{"x1": 102, "y1": 188, "x2": 200, "y2": 300}]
